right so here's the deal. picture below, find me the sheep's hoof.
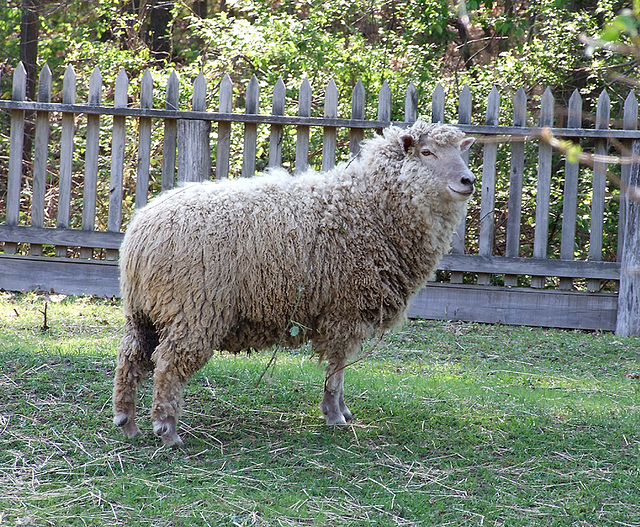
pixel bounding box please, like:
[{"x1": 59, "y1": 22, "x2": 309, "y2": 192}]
[
  {"x1": 153, "y1": 417, "x2": 183, "y2": 447},
  {"x1": 340, "y1": 406, "x2": 354, "y2": 422},
  {"x1": 325, "y1": 415, "x2": 348, "y2": 426},
  {"x1": 114, "y1": 413, "x2": 141, "y2": 439}
]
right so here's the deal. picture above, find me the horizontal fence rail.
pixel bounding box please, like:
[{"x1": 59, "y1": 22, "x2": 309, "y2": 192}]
[{"x1": 0, "y1": 62, "x2": 638, "y2": 335}]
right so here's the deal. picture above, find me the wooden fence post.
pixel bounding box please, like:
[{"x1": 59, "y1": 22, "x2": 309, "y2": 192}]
[
  {"x1": 295, "y1": 77, "x2": 311, "y2": 173},
  {"x1": 215, "y1": 74, "x2": 233, "y2": 180},
  {"x1": 618, "y1": 91, "x2": 638, "y2": 259},
  {"x1": 404, "y1": 82, "x2": 417, "y2": 124},
  {"x1": 558, "y1": 89, "x2": 582, "y2": 290},
  {"x1": 504, "y1": 87, "x2": 527, "y2": 287},
  {"x1": 478, "y1": 86, "x2": 500, "y2": 286},
  {"x1": 106, "y1": 67, "x2": 128, "y2": 261},
  {"x1": 55, "y1": 65, "x2": 77, "y2": 258},
  {"x1": 377, "y1": 80, "x2": 391, "y2": 129},
  {"x1": 161, "y1": 71, "x2": 179, "y2": 190},
  {"x1": 31, "y1": 64, "x2": 52, "y2": 257},
  {"x1": 450, "y1": 85, "x2": 472, "y2": 285},
  {"x1": 268, "y1": 77, "x2": 286, "y2": 168},
  {"x1": 431, "y1": 83, "x2": 444, "y2": 122},
  {"x1": 80, "y1": 66, "x2": 102, "y2": 259},
  {"x1": 135, "y1": 69, "x2": 153, "y2": 208},
  {"x1": 178, "y1": 72, "x2": 211, "y2": 183},
  {"x1": 322, "y1": 79, "x2": 339, "y2": 171},
  {"x1": 588, "y1": 89, "x2": 610, "y2": 292},
  {"x1": 5, "y1": 62, "x2": 26, "y2": 255},
  {"x1": 531, "y1": 87, "x2": 554, "y2": 288},
  {"x1": 241, "y1": 74, "x2": 259, "y2": 178},
  {"x1": 616, "y1": 140, "x2": 640, "y2": 336},
  {"x1": 349, "y1": 80, "x2": 365, "y2": 155}
]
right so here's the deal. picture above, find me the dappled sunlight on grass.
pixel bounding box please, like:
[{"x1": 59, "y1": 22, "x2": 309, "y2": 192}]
[{"x1": 1, "y1": 294, "x2": 639, "y2": 526}]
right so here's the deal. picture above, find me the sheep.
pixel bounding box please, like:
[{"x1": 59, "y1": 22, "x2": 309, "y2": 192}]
[{"x1": 113, "y1": 120, "x2": 475, "y2": 447}]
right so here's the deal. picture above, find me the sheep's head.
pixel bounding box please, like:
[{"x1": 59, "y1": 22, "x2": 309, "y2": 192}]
[{"x1": 399, "y1": 122, "x2": 475, "y2": 202}]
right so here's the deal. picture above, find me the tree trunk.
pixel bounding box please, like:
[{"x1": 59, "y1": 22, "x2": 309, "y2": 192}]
[
  {"x1": 148, "y1": 1, "x2": 173, "y2": 62},
  {"x1": 193, "y1": 0, "x2": 206, "y2": 17},
  {"x1": 20, "y1": 0, "x2": 39, "y2": 101},
  {"x1": 20, "y1": 0, "x2": 40, "y2": 174}
]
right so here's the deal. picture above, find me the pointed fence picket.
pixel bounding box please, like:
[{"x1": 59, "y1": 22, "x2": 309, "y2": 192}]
[
  {"x1": 504, "y1": 87, "x2": 527, "y2": 287},
  {"x1": 0, "y1": 62, "x2": 638, "y2": 335},
  {"x1": 31, "y1": 64, "x2": 52, "y2": 257},
  {"x1": 558, "y1": 89, "x2": 582, "y2": 290}
]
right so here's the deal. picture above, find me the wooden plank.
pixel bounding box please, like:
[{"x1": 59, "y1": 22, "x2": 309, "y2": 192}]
[
  {"x1": 377, "y1": 80, "x2": 391, "y2": 128},
  {"x1": 268, "y1": 77, "x2": 285, "y2": 168},
  {"x1": 478, "y1": 86, "x2": 500, "y2": 285},
  {"x1": 450, "y1": 84, "x2": 472, "y2": 285},
  {"x1": 349, "y1": 80, "x2": 365, "y2": 155},
  {"x1": 80, "y1": 66, "x2": 102, "y2": 259},
  {"x1": 437, "y1": 253, "x2": 619, "y2": 280},
  {"x1": 559, "y1": 89, "x2": 582, "y2": 289},
  {"x1": 404, "y1": 82, "x2": 417, "y2": 124},
  {"x1": 55, "y1": 65, "x2": 77, "y2": 257},
  {"x1": 616, "y1": 139, "x2": 640, "y2": 336},
  {"x1": 242, "y1": 74, "x2": 259, "y2": 177},
  {"x1": 322, "y1": 79, "x2": 338, "y2": 171},
  {"x1": 0, "y1": 227, "x2": 618, "y2": 279},
  {"x1": 6, "y1": 63, "x2": 27, "y2": 254},
  {"x1": 30, "y1": 64, "x2": 52, "y2": 256},
  {"x1": 531, "y1": 87, "x2": 555, "y2": 288},
  {"x1": 6, "y1": 96, "x2": 640, "y2": 139},
  {"x1": 178, "y1": 72, "x2": 211, "y2": 182},
  {"x1": 215, "y1": 74, "x2": 233, "y2": 179},
  {"x1": 106, "y1": 68, "x2": 128, "y2": 261},
  {"x1": 504, "y1": 87, "x2": 527, "y2": 286},
  {"x1": 161, "y1": 71, "x2": 179, "y2": 190},
  {"x1": 135, "y1": 69, "x2": 153, "y2": 207},
  {"x1": 588, "y1": 89, "x2": 610, "y2": 292},
  {"x1": 431, "y1": 83, "x2": 445, "y2": 123},
  {"x1": 618, "y1": 91, "x2": 638, "y2": 259},
  {"x1": 178, "y1": 119, "x2": 212, "y2": 182},
  {"x1": 0, "y1": 251, "x2": 619, "y2": 326},
  {"x1": 0, "y1": 253, "x2": 120, "y2": 297},
  {"x1": 0, "y1": 225, "x2": 123, "y2": 249},
  {"x1": 408, "y1": 283, "x2": 618, "y2": 331},
  {"x1": 295, "y1": 77, "x2": 311, "y2": 173}
]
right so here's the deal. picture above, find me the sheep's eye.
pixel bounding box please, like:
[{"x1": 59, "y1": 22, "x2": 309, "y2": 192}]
[{"x1": 421, "y1": 149, "x2": 435, "y2": 157}]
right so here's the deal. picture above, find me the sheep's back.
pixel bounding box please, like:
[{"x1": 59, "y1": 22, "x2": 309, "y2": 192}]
[{"x1": 119, "y1": 179, "x2": 322, "y2": 348}]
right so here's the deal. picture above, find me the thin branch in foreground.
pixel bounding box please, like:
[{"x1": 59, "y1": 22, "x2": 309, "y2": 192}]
[{"x1": 538, "y1": 126, "x2": 640, "y2": 203}]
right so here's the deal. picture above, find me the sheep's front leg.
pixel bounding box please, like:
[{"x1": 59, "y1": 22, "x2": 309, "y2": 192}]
[{"x1": 320, "y1": 356, "x2": 353, "y2": 425}]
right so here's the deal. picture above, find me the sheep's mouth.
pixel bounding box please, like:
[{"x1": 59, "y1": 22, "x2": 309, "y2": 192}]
[{"x1": 448, "y1": 185, "x2": 474, "y2": 197}]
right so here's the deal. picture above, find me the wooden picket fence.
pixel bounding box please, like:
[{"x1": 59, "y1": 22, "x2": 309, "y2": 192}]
[{"x1": 0, "y1": 62, "x2": 638, "y2": 335}]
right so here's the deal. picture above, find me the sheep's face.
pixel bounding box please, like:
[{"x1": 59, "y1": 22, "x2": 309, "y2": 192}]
[{"x1": 401, "y1": 132, "x2": 476, "y2": 202}]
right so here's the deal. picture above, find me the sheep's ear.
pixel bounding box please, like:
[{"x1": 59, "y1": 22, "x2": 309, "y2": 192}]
[
  {"x1": 401, "y1": 134, "x2": 414, "y2": 153},
  {"x1": 460, "y1": 137, "x2": 475, "y2": 152}
]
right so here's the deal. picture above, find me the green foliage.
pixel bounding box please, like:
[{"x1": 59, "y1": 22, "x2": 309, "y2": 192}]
[{"x1": 0, "y1": 0, "x2": 633, "y2": 266}]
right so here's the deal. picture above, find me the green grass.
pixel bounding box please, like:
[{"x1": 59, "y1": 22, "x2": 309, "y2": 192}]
[{"x1": 1, "y1": 292, "x2": 639, "y2": 526}]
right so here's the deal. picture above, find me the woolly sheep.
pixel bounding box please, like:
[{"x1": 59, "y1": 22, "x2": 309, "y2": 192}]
[{"x1": 113, "y1": 120, "x2": 475, "y2": 446}]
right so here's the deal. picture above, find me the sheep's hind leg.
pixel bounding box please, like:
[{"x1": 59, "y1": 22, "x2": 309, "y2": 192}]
[
  {"x1": 150, "y1": 339, "x2": 210, "y2": 447},
  {"x1": 320, "y1": 355, "x2": 354, "y2": 426},
  {"x1": 113, "y1": 315, "x2": 157, "y2": 439}
]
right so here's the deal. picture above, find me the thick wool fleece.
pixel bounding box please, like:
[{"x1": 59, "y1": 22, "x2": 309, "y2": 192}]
[
  {"x1": 114, "y1": 121, "x2": 474, "y2": 443},
  {"x1": 120, "y1": 122, "x2": 467, "y2": 359}
]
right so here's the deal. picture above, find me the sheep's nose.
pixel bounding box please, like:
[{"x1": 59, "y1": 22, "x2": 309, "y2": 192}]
[{"x1": 461, "y1": 173, "x2": 475, "y2": 186}]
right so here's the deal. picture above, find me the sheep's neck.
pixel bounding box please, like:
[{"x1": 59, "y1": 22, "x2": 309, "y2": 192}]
[{"x1": 377, "y1": 183, "x2": 466, "y2": 290}]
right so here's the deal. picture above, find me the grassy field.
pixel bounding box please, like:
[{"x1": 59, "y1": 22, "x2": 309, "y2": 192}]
[{"x1": 1, "y1": 292, "x2": 639, "y2": 526}]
